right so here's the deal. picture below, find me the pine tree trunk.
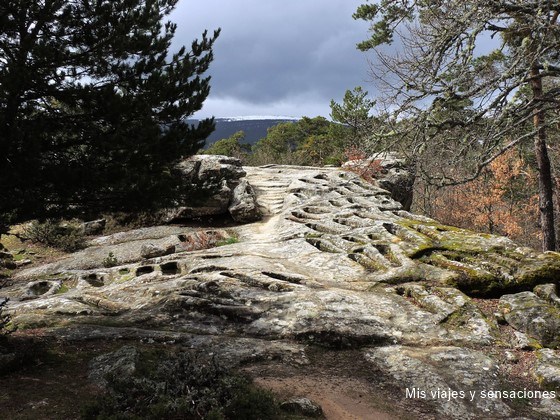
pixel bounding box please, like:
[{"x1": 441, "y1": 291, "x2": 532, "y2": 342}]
[{"x1": 530, "y1": 65, "x2": 556, "y2": 251}]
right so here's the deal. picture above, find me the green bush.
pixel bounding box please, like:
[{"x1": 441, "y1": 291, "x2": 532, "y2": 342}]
[
  {"x1": 23, "y1": 219, "x2": 86, "y2": 252},
  {"x1": 102, "y1": 252, "x2": 119, "y2": 268},
  {"x1": 101, "y1": 212, "x2": 164, "y2": 234},
  {"x1": 81, "y1": 351, "x2": 281, "y2": 420},
  {"x1": 216, "y1": 237, "x2": 239, "y2": 247}
]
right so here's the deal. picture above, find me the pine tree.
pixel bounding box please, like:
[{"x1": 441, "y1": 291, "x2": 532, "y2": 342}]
[
  {"x1": 0, "y1": 0, "x2": 220, "y2": 233},
  {"x1": 330, "y1": 86, "x2": 375, "y2": 148}
]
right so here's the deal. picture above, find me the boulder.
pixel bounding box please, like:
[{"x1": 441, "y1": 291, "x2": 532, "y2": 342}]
[
  {"x1": 0, "y1": 243, "x2": 15, "y2": 270},
  {"x1": 534, "y1": 283, "x2": 560, "y2": 307},
  {"x1": 499, "y1": 291, "x2": 560, "y2": 348},
  {"x1": 196, "y1": 154, "x2": 246, "y2": 181},
  {"x1": 342, "y1": 152, "x2": 415, "y2": 210},
  {"x1": 175, "y1": 154, "x2": 244, "y2": 183},
  {"x1": 88, "y1": 345, "x2": 139, "y2": 388},
  {"x1": 228, "y1": 179, "x2": 261, "y2": 223},
  {"x1": 534, "y1": 348, "x2": 560, "y2": 390},
  {"x1": 364, "y1": 346, "x2": 512, "y2": 419},
  {"x1": 82, "y1": 219, "x2": 106, "y2": 235},
  {"x1": 280, "y1": 397, "x2": 324, "y2": 418},
  {"x1": 140, "y1": 243, "x2": 176, "y2": 259},
  {"x1": 165, "y1": 155, "x2": 258, "y2": 222},
  {"x1": 162, "y1": 181, "x2": 232, "y2": 222}
]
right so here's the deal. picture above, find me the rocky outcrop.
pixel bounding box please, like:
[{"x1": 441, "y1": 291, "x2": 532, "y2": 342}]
[
  {"x1": 163, "y1": 155, "x2": 261, "y2": 223},
  {"x1": 0, "y1": 244, "x2": 15, "y2": 272},
  {"x1": 342, "y1": 152, "x2": 415, "y2": 210},
  {"x1": 88, "y1": 345, "x2": 139, "y2": 388},
  {"x1": 499, "y1": 291, "x2": 560, "y2": 348},
  {"x1": 228, "y1": 179, "x2": 261, "y2": 223},
  {"x1": 280, "y1": 397, "x2": 324, "y2": 418},
  {"x1": 81, "y1": 219, "x2": 106, "y2": 236},
  {"x1": 4, "y1": 164, "x2": 560, "y2": 419}
]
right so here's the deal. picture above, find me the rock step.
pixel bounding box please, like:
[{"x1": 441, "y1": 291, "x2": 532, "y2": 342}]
[{"x1": 249, "y1": 180, "x2": 289, "y2": 215}]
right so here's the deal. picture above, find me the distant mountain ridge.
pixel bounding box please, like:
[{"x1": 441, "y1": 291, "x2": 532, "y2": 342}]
[{"x1": 189, "y1": 117, "x2": 300, "y2": 148}]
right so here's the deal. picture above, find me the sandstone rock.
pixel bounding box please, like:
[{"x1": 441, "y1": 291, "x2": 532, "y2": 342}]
[
  {"x1": 512, "y1": 331, "x2": 535, "y2": 350},
  {"x1": 534, "y1": 348, "x2": 560, "y2": 390},
  {"x1": 534, "y1": 397, "x2": 560, "y2": 418},
  {"x1": 196, "y1": 154, "x2": 246, "y2": 181},
  {"x1": 23, "y1": 280, "x2": 61, "y2": 299},
  {"x1": 15, "y1": 259, "x2": 32, "y2": 267},
  {"x1": 534, "y1": 283, "x2": 560, "y2": 308},
  {"x1": 0, "y1": 243, "x2": 15, "y2": 270},
  {"x1": 499, "y1": 292, "x2": 560, "y2": 348},
  {"x1": 140, "y1": 243, "x2": 175, "y2": 259},
  {"x1": 342, "y1": 151, "x2": 415, "y2": 210},
  {"x1": 280, "y1": 397, "x2": 324, "y2": 418},
  {"x1": 165, "y1": 155, "x2": 250, "y2": 222},
  {"x1": 162, "y1": 180, "x2": 232, "y2": 222},
  {"x1": 82, "y1": 218, "x2": 106, "y2": 235},
  {"x1": 228, "y1": 179, "x2": 261, "y2": 223},
  {"x1": 88, "y1": 345, "x2": 138, "y2": 388},
  {"x1": 175, "y1": 154, "x2": 245, "y2": 184},
  {"x1": 161, "y1": 155, "x2": 261, "y2": 223},
  {"x1": 364, "y1": 346, "x2": 512, "y2": 419},
  {"x1": 4, "y1": 164, "x2": 560, "y2": 419}
]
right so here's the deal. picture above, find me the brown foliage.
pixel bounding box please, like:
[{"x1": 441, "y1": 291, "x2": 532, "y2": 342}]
[
  {"x1": 417, "y1": 150, "x2": 541, "y2": 248},
  {"x1": 343, "y1": 147, "x2": 384, "y2": 184}
]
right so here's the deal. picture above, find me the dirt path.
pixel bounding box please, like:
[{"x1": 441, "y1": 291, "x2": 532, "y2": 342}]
[
  {"x1": 255, "y1": 375, "x2": 395, "y2": 419},
  {"x1": 242, "y1": 347, "x2": 440, "y2": 420}
]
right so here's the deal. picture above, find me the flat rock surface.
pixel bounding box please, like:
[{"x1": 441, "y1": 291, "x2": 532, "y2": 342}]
[{"x1": 4, "y1": 164, "x2": 560, "y2": 419}]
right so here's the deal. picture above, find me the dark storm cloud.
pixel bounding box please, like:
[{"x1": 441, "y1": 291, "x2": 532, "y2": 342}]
[{"x1": 171, "y1": 0, "x2": 371, "y2": 117}]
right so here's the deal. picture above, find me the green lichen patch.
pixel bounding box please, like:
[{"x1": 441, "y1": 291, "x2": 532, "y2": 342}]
[
  {"x1": 516, "y1": 255, "x2": 560, "y2": 291},
  {"x1": 55, "y1": 284, "x2": 70, "y2": 295},
  {"x1": 348, "y1": 252, "x2": 388, "y2": 272}
]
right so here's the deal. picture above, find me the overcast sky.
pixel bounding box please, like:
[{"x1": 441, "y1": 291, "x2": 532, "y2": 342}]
[{"x1": 170, "y1": 0, "x2": 371, "y2": 119}]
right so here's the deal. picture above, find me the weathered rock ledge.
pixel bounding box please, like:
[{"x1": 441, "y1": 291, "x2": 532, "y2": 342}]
[{"x1": 3, "y1": 163, "x2": 560, "y2": 419}]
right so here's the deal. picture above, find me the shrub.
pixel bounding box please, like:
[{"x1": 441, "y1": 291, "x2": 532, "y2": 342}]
[
  {"x1": 102, "y1": 252, "x2": 119, "y2": 268},
  {"x1": 23, "y1": 219, "x2": 86, "y2": 252},
  {"x1": 216, "y1": 236, "x2": 239, "y2": 247},
  {"x1": 81, "y1": 351, "x2": 281, "y2": 420},
  {"x1": 102, "y1": 212, "x2": 163, "y2": 234}
]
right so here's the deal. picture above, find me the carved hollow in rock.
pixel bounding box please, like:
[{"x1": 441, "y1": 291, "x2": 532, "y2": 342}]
[
  {"x1": 161, "y1": 261, "x2": 180, "y2": 276},
  {"x1": 85, "y1": 274, "x2": 104, "y2": 288},
  {"x1": 261, "y1": 271, "x2": 304, "y2": 284},
  {"x1": 190, "y1": 265, "x2": 230, "y2": 274},
  {"x1": 136, "y1": 266, "x2": 154, "y2": 276},
  {"x1": 28, "y1": 281, "x2": 54, "y2": 296}
]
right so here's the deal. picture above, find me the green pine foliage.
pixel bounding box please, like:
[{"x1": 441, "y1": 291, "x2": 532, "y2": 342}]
[
  {"x1": 202, "y1": 131, "x2": 252, "y2": 162},
  {"x1": 0, "y1": 1, "x2": 220, "y2": 233},
  {"x1": 329, "y1": 86, "x2": 377, "y2": 149},
  {"x1": 249, "y1": 116, "x2": 347, "y2": 166}
]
